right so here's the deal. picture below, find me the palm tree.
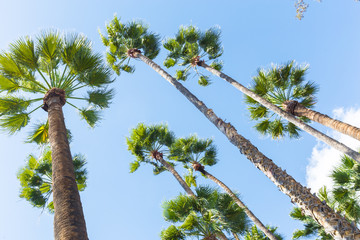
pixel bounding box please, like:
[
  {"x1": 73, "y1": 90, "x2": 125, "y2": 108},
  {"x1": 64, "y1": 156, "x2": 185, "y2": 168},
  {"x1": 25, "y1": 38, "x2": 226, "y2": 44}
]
[
  {"x1": 18, "y1": 147, "x2": 87, "y2": 213},
  {"x1": 170, "y1": 135, "x2": 279, "y2": 240},
  {"x1": 162, "y1": 25, "x2": 360, "y2": 163},
  {"x1": 246, "y1": 62, "x2": 360, "y2": 142},
  {"x1": 160, "y1": 186, "x2": 249, "y2": 240},
  {"x1": 0, "y1": 31, "x2": 113, "y2": 239},
  {"x1": 126, "y1": 123, "x2": 196, "y2": 197},
  {"x1": 127, "y1": 123, "x2": 230, "y2": 240},
  {"x1": 244, "y1": 225, "x2": 283, "y2": 240},
  {"x1": 100, "y1": 17, "x2": 360, "y2": 238}
]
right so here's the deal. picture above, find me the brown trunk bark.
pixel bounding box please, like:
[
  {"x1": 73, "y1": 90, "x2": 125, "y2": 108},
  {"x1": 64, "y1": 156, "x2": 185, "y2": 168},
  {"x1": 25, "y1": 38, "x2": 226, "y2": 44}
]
[
  {"x1": 156, "y1": 157, "x2": 229, "y2": 240},
  {"x1": 283, "y1": 100, "x2": 360, "y2": 142},
  {"x1": 46, "y1": 94, "x2": 88, "y2": 240},
  {"x1": 136, "y1": 53, "x2": 360, "y2": 239},
  {"x1": 198, "y1": 167, "x2": 278, "y2": 240},
  {"x1": 232, "y1": 232, "x2": 240, "y2": 240},
  {"x1": 199, "y1": 62, "x2": 360, "y2": 164},
  {"x1": 157, "y1": 156, "x2": 196, "y2": 197}
]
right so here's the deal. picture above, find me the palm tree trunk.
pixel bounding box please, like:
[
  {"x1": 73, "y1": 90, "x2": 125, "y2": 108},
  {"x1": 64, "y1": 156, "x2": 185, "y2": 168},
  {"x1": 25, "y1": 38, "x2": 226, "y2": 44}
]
[
  {"x1": 156, "y1": 157, "x2": 229, "y2": 240},
  {"x1": 199, "y1": 62, "x2": 360, "y2": 163},
  {"x1": 136, "y1": 52, "x2": 360, "y2": 239},
  {"x1": 196, "y1": 166, "x2": 278, "y2": 240},
  {"x1": 232, "y1": 232, "x2": 240, "y2": 240},
  {"x1": 283, "y1": 100, "x2": 360, "y2": 142},
  {"x1": 156, "y1": 156, "x2": 196, "y2": 197},
  {"x1": 45, "y1": 90, "x2": 88, "y2": 240}
]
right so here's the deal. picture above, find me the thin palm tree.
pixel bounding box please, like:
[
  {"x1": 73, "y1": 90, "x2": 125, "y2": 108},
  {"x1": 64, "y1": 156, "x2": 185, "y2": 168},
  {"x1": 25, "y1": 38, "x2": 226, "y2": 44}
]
[
  {"x1": 170, "y1": 135, "x2": 279, "y2": 240},
  {"x1": 18, "y1": 147, "x2": 87, "y2": 213},
  {"x1": 0, "y1": 31, "x2": 113, "y2": 239},
  {"x1": 126, "y1": 123, "x2": 230, "y2": 240},
  {"x1": 246, "y1": 62, "x2": 360, "y2": 141},
  {"x1": 162, "y1": 25, "x2": 360, "y2": 163},
  {"x1": 161, "y1": 186, "x2": 249, "y2": 240},
  {"x1": 100, "y1": 17, "x2": 360, "y2": 239},
  {"x1": 126, "y1": 123, "x2": 195, "y2": 197}
]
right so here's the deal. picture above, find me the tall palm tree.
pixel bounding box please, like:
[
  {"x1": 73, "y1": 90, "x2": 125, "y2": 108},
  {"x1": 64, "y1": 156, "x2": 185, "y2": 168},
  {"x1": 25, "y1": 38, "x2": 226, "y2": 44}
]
[
  {"x1": 246, "y1": 62, "x2": 360, "y2": 142},
  {"x1": 161, "y1": 186, "x2": 249, "y2": 240},
  {"x1": 162, "y1": 25, "x2": 360, "y2": 163},
  {"x1": 18, "y1": 147, "x2": 87, "y2": 213},
  {"x1": 100, "y1": 17, "x2": 360, "y2": 238},
  {"x1": 170, "y1": 135, "x2": 279, "y2": 240},
  {"x1": 127, "y1": 123, "x2": 230, "y2": 240},
  {"x1": 0, "y1": 31, "x2": 113, "y2": 239}
]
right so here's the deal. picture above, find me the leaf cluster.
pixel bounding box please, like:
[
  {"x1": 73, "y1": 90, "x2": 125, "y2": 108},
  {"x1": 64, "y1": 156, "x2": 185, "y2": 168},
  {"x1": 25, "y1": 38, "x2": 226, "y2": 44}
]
[
  {"x1": 161, "y1": 186, "x2": 249, "y2": 239},
  {"x1": 245, "y1": 61, "x2": 318, "y2": 139},
  {"x1": 99, "y1": 16, "x2": 160, "y2": 75},
  {"x1": 17, "y1": 147, "x2": 87, "y2": 213},
  {"x1": 163, "y1": 25, "x2": 223, "y2": 86},
  {"x1": 127, "y1": 123, "x2": 175, "y2": 175},
  {"x1": 244, "y1": 225, "x2": 284, "y2": 240}
]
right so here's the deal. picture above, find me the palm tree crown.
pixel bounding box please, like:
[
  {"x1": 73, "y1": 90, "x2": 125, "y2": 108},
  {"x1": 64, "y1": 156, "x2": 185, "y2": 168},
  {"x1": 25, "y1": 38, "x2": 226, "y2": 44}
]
[
  {"x1": 17, "y1": 147, "x2": 87, "y2": 213},
  {"x1": 127, "y1": 123, "x2": 175, "y2": 175},
  {"x1": 162, "y1": 25, "x2": 223, "y2": 86},
  {"x1": 245, "y1": 61, "x2": 318, "y2": 139},
  {"x1": 0, "y1": 31, "x2": 113, "y2": 132},
  {"x1": 161, "y1": 186, "x2": 249, "y2": 240},
  {"x1": 99, "y1": 16, "x2": 160, "y2": 75}
]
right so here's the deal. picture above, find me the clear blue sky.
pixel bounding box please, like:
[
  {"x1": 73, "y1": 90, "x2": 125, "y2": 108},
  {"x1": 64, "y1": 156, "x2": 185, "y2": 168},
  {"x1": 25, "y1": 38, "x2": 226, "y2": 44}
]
[{"x1": 0, "y1": 0, "x2": 359, "y2": 239}]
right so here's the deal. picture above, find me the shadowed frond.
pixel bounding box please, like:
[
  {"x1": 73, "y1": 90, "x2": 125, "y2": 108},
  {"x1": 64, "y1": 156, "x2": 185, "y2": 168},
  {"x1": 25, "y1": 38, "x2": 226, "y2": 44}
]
[{"x1": 0, "y1": 113, "x2": 29, "y2": 134}]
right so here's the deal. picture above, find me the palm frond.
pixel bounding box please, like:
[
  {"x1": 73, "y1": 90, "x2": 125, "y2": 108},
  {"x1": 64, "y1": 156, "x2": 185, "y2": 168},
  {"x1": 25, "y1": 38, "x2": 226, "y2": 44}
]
[
  {"x1": 79, "y1": 108, "x2": 101, "y2": 127},
  {"x1": 86, "y1": 88, "x2": 114, "y2": 109},
  {"x1": 0, "y1": 96, "x2": 31, "y2": 115},
  {"x1": 0, "y1": 112, "x2": 29, "y2": 134},
  {"x1": 10, "y1": 37, "x2": 39, "y2": 70}
]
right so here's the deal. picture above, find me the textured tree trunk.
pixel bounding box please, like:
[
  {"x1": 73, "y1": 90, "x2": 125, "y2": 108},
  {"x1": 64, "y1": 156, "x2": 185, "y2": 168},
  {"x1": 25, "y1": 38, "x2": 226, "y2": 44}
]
[
  {"x1": 199, "y1": 62, "x2": 360, "y2": 164},
  {"x1": 156, "y1": 156, "x2": 196, "y2": 197},
  {"x1": 195, "y1": 166, "x2": 278, "y2": 240},
  {"x1": 232, "y1": 232, "x2": 240, "y2": 240},
  {"x1": 283, "y1": 100, "x2": 360, "y2": 142},
  {"x1": 136, "y1": 53, "x2": 360, "y2": 239},
  {"x1": 156, "y1": 156, "x2": 229, "y2": 240},
  {"x1": 45, "y1": 90, "x2": 88, "y2": 240}
]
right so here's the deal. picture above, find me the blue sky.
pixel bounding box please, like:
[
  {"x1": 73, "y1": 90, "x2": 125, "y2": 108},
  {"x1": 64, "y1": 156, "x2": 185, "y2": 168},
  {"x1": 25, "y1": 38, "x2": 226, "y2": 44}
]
[{"x1": 0, "y1": 0, "x2": 359, "y2": 239}]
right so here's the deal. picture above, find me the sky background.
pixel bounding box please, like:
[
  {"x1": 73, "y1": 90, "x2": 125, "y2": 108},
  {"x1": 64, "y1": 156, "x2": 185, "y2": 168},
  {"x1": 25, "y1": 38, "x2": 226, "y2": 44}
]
[{"x1": 0, "y1": 0, "x2": 359, "y2": 239}]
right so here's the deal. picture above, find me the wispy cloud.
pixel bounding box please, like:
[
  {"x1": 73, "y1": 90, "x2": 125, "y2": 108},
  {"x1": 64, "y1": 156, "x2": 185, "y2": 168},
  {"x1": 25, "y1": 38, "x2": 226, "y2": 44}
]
[{"x1": 306, "y1": 107, "x2": 360, "y2": 192}]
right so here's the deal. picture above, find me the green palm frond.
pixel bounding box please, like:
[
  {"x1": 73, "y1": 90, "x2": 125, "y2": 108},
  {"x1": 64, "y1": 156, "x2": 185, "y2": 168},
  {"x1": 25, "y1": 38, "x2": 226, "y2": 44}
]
[
  {"x1": 36, "y1": 31, "x2": 62, "y2": 72},
  {"x1": 247, "y1": 62, "x2": 317, "y2": 139},
  {"x1": 86, "y1": 88, "x2": 114, "y2": 109},
  {"x1": 0, "y1": 112, "x2": 29, "y2": 134},
  {"x1": 0, "y1": 75, "x2": 20, "y2": 93},
  {"x1": 160, "y1": 225, "x2": 185, "y2": 240},
  {"x1": 79, "y1": 108, "x2": 101, "y2": 127},
  {"x1": 10, "y1": 37, "x2": 39, "y2": 70},
  {"x1": 0, "y1": 96, "x2": 31, "y2": 115}
]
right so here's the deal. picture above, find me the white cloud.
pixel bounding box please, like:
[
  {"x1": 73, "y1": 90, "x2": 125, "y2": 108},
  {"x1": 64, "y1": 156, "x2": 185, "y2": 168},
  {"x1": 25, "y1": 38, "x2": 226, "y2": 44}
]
[{"x1": 306, "y1": 107, "x2": 360, "y2": 192}]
